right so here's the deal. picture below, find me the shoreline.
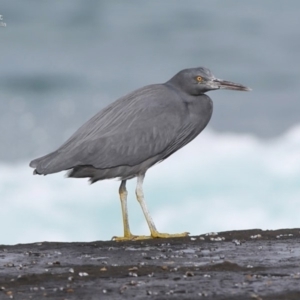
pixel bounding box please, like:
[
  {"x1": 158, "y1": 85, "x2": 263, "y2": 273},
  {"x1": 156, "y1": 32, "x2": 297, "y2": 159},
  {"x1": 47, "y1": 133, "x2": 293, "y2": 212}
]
[{"x1": 1, "y1": 228, "x2": 300, "y2": 299}]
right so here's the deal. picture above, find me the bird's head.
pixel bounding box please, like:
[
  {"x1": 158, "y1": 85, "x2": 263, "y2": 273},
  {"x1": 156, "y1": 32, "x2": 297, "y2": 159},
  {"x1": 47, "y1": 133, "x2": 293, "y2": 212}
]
[{"x1": 167, "y1": 67, "x2": 251, "y2": 95}]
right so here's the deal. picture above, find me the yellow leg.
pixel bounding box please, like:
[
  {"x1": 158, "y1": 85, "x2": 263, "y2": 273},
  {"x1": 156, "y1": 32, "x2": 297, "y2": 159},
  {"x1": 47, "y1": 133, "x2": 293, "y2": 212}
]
[
  {"x1": 135, "y1": 174, "x2": 189, "y2": 239},
  {"x1": 112, "y1": 180, "x2": 137, "y2": 241},
  {"x1": 113, "y1": 176, "x2": 189, "y2": 241}
]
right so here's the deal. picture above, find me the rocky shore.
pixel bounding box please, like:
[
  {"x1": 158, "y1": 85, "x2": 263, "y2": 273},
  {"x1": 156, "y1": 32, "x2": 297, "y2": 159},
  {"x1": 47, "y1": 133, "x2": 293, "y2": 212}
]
[{"x1": 1, "y1": 228, "x2": 300, "y2": 299}]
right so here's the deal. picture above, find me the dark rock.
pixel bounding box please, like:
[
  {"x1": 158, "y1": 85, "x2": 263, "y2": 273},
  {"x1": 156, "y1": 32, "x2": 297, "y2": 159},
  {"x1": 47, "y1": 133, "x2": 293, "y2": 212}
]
[{"x1": 0, "y1": 228, "x2": 300, "y2": 299}]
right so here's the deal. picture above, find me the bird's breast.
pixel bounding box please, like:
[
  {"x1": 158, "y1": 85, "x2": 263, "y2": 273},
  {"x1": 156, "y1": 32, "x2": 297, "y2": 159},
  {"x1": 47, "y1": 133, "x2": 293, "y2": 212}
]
[{"x1": 185, "y1": 94, "x2": 213, "y2": 135}]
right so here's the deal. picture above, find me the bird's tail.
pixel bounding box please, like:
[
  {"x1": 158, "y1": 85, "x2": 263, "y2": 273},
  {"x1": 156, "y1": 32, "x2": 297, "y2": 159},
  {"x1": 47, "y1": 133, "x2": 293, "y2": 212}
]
[{"x1": 29, "y1": 151, "x2": 61, "y2": 175}]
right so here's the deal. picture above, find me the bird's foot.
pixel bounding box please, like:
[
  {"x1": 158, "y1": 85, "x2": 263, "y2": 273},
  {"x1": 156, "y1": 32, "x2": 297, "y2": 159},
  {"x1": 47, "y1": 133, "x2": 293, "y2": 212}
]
[
  {"x1": 150, "y1": 231, "x2": 189, "y2": 239},
  {"x1": 112, "y1": 232, "x2": 189, "y2": 241},
  {"x1": 112, "y1": 234, "x2": 158, "y2": 241},
  {"x1": 111, "y1": 234, "x2": 138, "y2": 241}
]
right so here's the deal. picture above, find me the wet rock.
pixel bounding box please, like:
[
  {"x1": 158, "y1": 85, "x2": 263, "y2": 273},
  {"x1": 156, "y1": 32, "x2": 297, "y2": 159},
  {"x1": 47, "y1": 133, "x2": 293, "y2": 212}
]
[{"x1": 0, "y1": 229, "x2": 300, "y2": 299}]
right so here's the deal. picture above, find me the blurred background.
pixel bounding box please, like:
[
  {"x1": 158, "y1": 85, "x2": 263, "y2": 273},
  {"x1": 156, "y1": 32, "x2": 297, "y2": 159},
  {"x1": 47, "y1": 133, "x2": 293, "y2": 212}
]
[{"x1": 1, "y1": 0, "x2": 299, "y2": 244}]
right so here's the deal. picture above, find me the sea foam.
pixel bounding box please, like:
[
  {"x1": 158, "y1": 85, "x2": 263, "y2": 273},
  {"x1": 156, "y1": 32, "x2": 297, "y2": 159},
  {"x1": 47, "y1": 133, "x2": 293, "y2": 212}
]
[{"x1": 1, "y1": 127, "x2": 300, "y2": 245}]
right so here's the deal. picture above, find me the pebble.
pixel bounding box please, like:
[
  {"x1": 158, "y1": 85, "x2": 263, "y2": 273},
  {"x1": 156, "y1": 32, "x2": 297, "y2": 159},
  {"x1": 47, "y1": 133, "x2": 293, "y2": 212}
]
[
  {"x1": 276, "y1": 234, "x2": 293, "y2": 238},
  {"x1": 185, "y1": 271, "x2": 194, "y2": 277},
  {"x1": 119, "y1": 285, "x2": 127, "y2": 294},
  {"x1": 210, "y1": 237, "x2": 225, "y2": 241},
  {"x1": 232, "y1": 239, "x2": 241, "y2": 246},
  {"x1": 250, "y1": 234, "x2": 262, "y2": 239},
  {"x1": 206, "y1": 232, "x2": 218, "y2": 236}
]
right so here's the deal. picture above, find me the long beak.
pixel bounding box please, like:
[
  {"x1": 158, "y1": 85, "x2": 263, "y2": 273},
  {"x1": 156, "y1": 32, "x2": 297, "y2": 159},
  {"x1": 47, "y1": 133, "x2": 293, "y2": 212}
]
[{"x1": 213, "y1": 78, "x2": 251, "y2": 91}]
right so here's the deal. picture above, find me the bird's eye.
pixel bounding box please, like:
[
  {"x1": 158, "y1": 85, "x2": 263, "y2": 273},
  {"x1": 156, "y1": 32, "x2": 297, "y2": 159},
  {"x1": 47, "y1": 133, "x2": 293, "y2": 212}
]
[{"x1": 196, "y1": 76, "x2": 203, "y2": 82}]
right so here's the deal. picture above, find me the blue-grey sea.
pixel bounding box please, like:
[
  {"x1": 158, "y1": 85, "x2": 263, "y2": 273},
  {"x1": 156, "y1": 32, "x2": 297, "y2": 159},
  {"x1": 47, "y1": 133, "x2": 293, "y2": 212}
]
[{"x1": 0, "y1": 1, "x2": 300, "y2": 244}]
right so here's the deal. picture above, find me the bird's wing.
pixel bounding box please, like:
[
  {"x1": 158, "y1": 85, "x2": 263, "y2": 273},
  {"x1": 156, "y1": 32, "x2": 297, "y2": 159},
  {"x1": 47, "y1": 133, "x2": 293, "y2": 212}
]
[{"x1": 31, "y1": 84, "x2": 189, "y2": 174}]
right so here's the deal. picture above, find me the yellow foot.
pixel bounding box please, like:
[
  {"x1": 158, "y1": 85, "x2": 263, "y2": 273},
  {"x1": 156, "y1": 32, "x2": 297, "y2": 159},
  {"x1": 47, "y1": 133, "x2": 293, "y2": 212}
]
[
  {"x1": 112, "y1": 234, "x2": 137, "y2": 241},
  {"x1": 112, "y1": 232, "x2": 189, "y2": 241},
  {"x1": 112, "y1": 234, "x2": 157, "y2": 241},
  {"x1": 151, "y1": 231, "x2": 189, "y2": 239}
]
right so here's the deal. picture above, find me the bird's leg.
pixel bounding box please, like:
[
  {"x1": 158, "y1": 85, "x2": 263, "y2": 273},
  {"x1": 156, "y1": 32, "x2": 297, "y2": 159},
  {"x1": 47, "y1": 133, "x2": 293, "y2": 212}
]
[
  {"x1": 135, "y1": 173, "x2": 158, "y2": 236},
  {"x1": 119, "y1": 180, "x2": 132, "y2": 237},
  {"x1": 135, "y1": 174, "x2": 189, "y2": 239},
  {"x1": 112, "y1": 180, "x2": 137, "y2": 241}
]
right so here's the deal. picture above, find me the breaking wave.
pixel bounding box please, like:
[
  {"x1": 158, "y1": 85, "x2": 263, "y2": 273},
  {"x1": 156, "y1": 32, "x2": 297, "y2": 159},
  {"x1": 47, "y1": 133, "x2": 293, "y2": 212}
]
[{"x1": 1, "y1": 127, "x2": 300, "y2": 244}]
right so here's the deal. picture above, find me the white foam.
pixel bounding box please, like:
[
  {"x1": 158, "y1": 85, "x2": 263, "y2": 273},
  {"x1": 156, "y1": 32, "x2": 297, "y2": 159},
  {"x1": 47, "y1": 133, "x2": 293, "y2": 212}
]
[{"x1": 1, "y1": 127, "x2": 300, "y2": 244}]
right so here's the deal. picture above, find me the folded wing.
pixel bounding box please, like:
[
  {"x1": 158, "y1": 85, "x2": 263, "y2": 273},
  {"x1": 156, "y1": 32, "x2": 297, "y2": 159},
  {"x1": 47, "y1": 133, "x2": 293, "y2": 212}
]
[{"x1": 30, "y1": 84, "x2": 188, "y2": 175}]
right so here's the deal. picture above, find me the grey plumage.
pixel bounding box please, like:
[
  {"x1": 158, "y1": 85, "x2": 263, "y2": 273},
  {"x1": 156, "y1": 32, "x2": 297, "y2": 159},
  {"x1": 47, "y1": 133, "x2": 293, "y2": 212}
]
[{"x1": 30, "y1": 67, "x2": 250, "y2": 240}]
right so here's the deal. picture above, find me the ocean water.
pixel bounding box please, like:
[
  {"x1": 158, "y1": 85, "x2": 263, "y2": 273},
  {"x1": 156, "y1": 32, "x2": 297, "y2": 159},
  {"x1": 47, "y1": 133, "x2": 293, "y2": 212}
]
[
  {"x1": 1, "y1": 127, "x2": 300, "y2": 245},
  {"x1": 1, "y1": 1, "x2": 300, "y2": 244},
  {"x1": 1, "y1": 0, "x2": 300, "y2": 161}
]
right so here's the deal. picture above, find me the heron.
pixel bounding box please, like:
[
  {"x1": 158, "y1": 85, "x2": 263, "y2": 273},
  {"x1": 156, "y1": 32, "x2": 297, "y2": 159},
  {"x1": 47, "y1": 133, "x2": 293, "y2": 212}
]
[{"x1": 30, "y1": 67, "x2": 250, "y2": 241}]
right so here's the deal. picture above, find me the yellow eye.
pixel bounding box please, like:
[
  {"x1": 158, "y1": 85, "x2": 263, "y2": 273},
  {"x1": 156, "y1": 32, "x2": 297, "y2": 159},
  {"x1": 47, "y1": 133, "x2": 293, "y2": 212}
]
[{"x1": 196, "y1": 76, "x2": 203, "y2": 82}]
